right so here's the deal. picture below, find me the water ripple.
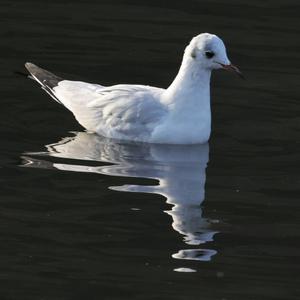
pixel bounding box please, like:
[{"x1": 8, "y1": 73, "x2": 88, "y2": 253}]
[{"x1": 22, "y1": 131, "x2": 219, "y2": 264}]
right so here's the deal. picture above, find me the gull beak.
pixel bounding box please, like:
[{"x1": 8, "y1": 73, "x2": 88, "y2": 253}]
[{"x1": 221, "y1": 63, "x2": 244, "y2": 79}]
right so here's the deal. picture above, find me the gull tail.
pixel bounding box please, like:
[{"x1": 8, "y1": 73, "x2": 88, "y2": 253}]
[{"x1": 25, "y1": 62, "x2": 63, "y2": 104}]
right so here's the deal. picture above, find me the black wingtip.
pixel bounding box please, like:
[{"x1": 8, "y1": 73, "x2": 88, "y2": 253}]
[
  {"x1": 24, "y1": 62, "x2": 64, "y2": 89},
  {"x1": 25, "y1": 62, "x2": 41, "y2": 75}
]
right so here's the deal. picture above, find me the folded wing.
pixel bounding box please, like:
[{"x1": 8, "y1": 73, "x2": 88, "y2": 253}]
[{"x1": 53, "y1": 82, "x2": 167, "y2": 141}]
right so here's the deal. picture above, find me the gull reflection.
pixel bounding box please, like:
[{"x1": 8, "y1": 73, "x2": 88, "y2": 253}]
[{"x1": 23, "y1": 132, "x2": 218, "y2": 261}]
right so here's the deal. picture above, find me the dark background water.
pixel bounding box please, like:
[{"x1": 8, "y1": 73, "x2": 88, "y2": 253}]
[{"x1": 1, "y1": 0, "x2": 300, "y2": 299}]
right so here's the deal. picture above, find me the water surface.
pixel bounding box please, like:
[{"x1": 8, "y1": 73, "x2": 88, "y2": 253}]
[{"x1": 0, "y1": 0, "x2": 299, "y2": 299}]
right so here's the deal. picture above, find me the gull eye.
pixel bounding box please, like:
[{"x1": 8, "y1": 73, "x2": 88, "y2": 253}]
[{"x1": 205, "y1": 51, "x2": 215, "y2": 59}]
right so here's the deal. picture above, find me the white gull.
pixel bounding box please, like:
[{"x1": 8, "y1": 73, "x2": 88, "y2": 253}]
[{"x1": 25, "y1": 33, "x2": 242, "y2": 144}]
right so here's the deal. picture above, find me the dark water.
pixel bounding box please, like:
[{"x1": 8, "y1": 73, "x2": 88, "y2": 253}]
[{"x1": 1, "y1": 0, "x2": 300, "y2": 299}]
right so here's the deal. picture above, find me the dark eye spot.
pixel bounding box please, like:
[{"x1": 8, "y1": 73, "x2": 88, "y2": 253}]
[{"x1": 205, "y1": 51, "x2": 215, "y2": 59}]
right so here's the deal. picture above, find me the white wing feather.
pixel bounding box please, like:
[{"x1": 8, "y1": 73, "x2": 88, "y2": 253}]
[{"x1": 53, "y1": 81, "x2": 167, "y2": 141}]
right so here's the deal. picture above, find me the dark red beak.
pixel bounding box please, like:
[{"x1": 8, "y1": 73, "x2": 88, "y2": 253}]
[{"x1": 221, "y1": 63, "x2": 244, "y2": 79}]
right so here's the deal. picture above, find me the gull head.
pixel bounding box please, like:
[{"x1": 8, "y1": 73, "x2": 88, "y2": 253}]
[{"x1": 186, "y1": 33, "x2": 243, "y2": 78}]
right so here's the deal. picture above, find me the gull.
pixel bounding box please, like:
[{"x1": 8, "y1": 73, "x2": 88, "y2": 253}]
[{"x1": 25, "y1": 33, "x2": 243, "y2": 144}]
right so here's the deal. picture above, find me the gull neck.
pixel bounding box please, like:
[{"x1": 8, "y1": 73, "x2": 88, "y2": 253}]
[{"x1": 163, "y1": 54, "x2": 212, "y2": 111}]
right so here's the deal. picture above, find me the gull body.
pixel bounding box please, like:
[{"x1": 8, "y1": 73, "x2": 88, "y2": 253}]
[{"x1": 25, "y1": 33, "x2": 240, "y2": 144}]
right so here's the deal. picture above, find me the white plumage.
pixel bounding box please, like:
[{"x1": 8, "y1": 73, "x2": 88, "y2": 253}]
[{"x1": 25, "y1": 33, "x2": 242, "y2": 144}]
